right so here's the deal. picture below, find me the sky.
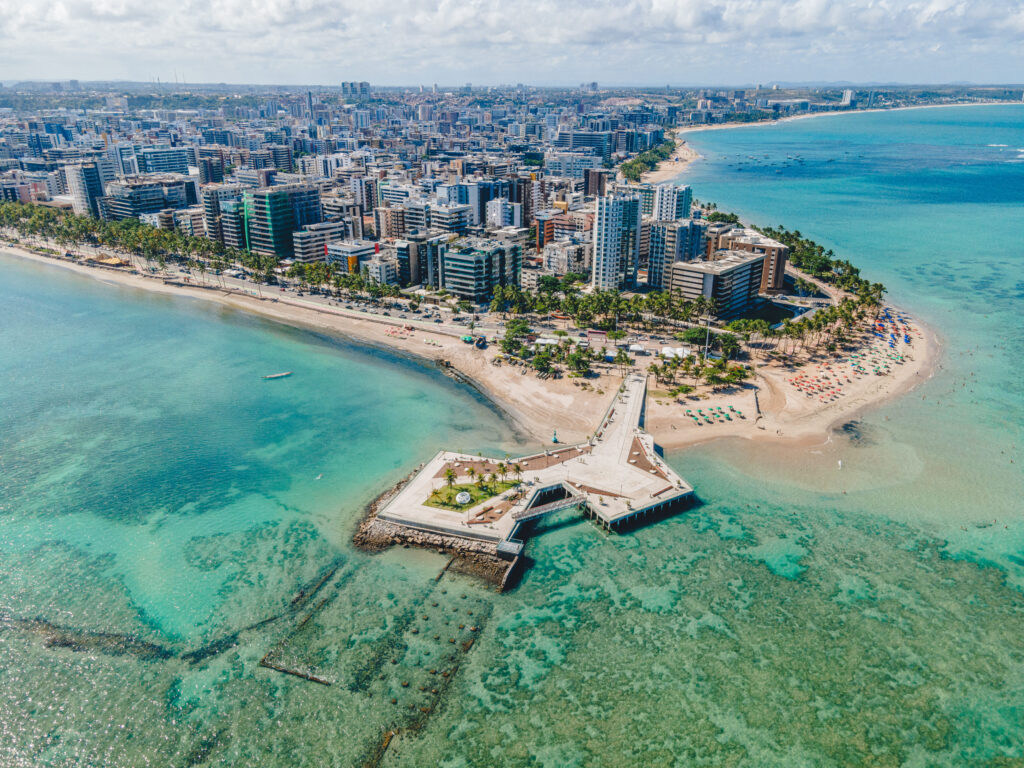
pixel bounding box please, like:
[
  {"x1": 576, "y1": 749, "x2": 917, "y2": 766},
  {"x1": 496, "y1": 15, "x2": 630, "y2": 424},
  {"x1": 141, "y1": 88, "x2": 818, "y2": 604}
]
[{"x1": 2, "y1": 0, "x2": 1023, "y2": 87}]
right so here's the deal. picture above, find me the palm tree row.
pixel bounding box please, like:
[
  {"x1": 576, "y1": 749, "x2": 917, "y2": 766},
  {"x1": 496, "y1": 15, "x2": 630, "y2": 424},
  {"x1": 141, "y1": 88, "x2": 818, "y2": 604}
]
[
  {"x1": 0, "y1": 201, "x2": 404, "y2": 300},
  {"x1": 490, "y1": 283, "x2": 720, "y2": 333},
  {"x1": 757, "y1": 223, "x2": 887, "y2": 299},
  {"x1": 0, "y1": 200, "x2": 275, "y2": 283},
  {"x1": 286, "y1": 260, "x2": 403, "y2": 300}
]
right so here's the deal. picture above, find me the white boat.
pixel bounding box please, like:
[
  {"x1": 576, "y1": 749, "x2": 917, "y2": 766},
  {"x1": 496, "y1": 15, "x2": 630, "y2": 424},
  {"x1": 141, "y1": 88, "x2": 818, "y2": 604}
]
[{"x1": 262, "y1": 371, "x2": 293, "y2": 380}]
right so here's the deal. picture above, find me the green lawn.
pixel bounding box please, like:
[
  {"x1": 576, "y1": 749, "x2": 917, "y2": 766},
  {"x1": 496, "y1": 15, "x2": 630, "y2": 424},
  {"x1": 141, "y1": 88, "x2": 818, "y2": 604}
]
[{"x1": 424, "y1": 481, "x2": 518, "y2": 511}]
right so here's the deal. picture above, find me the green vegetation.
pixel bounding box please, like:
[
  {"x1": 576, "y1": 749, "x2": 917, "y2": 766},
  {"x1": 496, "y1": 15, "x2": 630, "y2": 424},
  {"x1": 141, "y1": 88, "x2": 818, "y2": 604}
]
[
  {"x1": 287, "y1": 261, "x2": 402, "y2": 298},
  {"x1": 2, "y1": 199, "x2": 891, "y2": 382},
  {"x1": 424, "y1": 481, "x2": 517, "y2": 511},
  {"x1": 706, "y1": 211, "x2": 741, "y2": 224},
  {"x1": 0, "y1": 201, "x2": 398, "y2": 301},
  {"x1": 649, "y1": 353, "x2": 752, "y2": 392},
  {"x1": 620, "y1": 139, "x2": 676, "y2": 182},
  {"x1": 758, "y1": 225, "x2": 887, "y2": 297}
]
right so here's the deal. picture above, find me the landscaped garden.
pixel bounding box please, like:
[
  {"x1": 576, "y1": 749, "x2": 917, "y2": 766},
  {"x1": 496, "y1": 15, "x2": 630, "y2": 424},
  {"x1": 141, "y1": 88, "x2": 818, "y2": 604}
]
[{"x1": 424, "y1": 481, "x2": 518, "y2": 511}]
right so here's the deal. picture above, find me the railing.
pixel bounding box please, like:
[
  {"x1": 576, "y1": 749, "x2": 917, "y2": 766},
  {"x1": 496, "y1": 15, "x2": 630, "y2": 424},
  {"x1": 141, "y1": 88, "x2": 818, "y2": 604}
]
[{"x1": 512, "y1": 494, "x2": 586, "y2": 522}]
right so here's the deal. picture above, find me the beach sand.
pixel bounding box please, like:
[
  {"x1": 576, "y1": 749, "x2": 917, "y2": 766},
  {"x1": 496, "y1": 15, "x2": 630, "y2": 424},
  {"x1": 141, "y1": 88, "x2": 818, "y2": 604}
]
[
  {"x1": 646, "y1": 322, "x2": 937, "y2": 452},
  {"x1": 2, "y1": 242, "x2": 936, "y2": 455},
  {"x1": 640, "y1": 130, "x2": 702, "y2": 184},
  {"x1": 673, "y1": 100, "x2": 1015, "y2": 140}
]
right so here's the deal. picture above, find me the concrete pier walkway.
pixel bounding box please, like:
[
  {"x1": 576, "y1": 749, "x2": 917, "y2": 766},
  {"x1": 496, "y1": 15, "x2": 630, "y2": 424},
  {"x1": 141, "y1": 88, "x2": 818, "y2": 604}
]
[{"x1": 375, "y1": 373, "x2": 694, "y2": 558}]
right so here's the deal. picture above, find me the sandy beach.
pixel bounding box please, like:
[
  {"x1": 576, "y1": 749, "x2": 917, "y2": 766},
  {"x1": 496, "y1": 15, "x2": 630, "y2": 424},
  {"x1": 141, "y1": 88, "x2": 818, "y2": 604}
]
[
  {"x1": 1, "y1": 242, "x2": 936, "y2": 456},
  {"x1": 640, "y1": 129, "x2": 702, "y2": 183},
  {"x1": 673, "y1": 100, "x2": 1015, "y2": 140}
]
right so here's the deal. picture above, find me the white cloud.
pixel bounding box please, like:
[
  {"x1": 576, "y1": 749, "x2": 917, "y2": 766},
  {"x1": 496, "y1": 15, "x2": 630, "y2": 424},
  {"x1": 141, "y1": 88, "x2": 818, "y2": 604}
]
[{"x1": 1, "y1": 0, "x2": 1022, "y2": 84}]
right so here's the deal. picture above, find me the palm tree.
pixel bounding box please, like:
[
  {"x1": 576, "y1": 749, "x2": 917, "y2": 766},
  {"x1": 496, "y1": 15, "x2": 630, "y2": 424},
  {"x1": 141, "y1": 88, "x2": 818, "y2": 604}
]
[{"x1": 444, "y1": 466, "x2": 456, "y2": 493}]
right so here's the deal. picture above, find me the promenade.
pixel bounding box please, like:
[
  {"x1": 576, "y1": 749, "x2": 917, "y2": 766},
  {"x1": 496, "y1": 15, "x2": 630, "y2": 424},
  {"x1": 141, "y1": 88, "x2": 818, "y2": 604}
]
[{"x1": 375, "y1": 373, "x2": 695, "y2": 557}]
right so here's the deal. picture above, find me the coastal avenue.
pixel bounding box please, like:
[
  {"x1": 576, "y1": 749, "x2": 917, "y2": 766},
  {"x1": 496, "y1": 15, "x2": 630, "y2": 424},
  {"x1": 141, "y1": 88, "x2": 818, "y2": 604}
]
[{"x1": 374, "y1": 373, "x2": 695, "y2": 558}]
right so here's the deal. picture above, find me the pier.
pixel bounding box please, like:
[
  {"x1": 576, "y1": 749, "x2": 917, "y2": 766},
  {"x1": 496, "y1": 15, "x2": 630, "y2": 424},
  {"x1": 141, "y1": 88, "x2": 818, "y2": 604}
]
[{"x1": 372, "y1": 374, "x2": 694, "y2": 563}]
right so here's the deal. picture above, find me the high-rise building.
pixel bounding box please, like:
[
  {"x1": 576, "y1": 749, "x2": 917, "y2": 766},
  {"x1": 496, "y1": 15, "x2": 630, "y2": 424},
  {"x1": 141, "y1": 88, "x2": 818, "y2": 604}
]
[
  {"x1": 242, "y1": 184, "x2": 322, "y2": 259},
  {"x1": 201, "y1": 184, "x2": 243, "y2": 243},
  {"x1": 400, "y1": 199, "x2": 430, "y2": 231},
  {"x1": 373, "y1": 205, "x2": 406, "y2": 239},
  {"x1": 534, "y1": 208, "x2": 561, "y2": 252},
  {"x1": 652, "y1": 184, "x2": 693, "y2": 221},
  {"x1": 219, "y1": 200, "x2": 247, "y2": 250},
  {"x1": 364, "y1": 255, "x2": 399, "y2": 286},
  {"x1": 430, "y1": 203, "x2": 472, "y2": 236},
  {"x1": 584, "y1": 168, "x2": 611, "y2": 197},
  {"x1": 267, "y1": 144, "x2": 294, "y2": 172},
  {"x1": 647, "y1": 219, "x2": 706, "y2": 290},
  {"x1": 591, "y1": 194, "x2": 642, "y2": 291},
  {"x1": 485, "y1": 198, "x2": 523, "y2": 228},
  {"x1": 234, "y1": 168, "x2": 276, "y2": 189},
  {"x1": 440, "y1": 239, "x2": 522, "y2": 303},
  {"x1": 340, "y1": 81, "x2": 371, "y2": 98},
  {"x1": 98, "y1": 175, "x2": 197, "y2": 221},
  {"x1": 421, "y1": 234, "x2": 449, "y2": 288},
  {"x1": 350, "y1": 176, "x2": 378, "y2": 212},
  {"x1": 394, "y1": 235, "x2": 425, "y2": 286},
  {"x1": 198, "y1": 156, "x2": 224, "y2": 185},
  {"x1": 65, "y1": 160, "x2": 115, "y2": 217}
]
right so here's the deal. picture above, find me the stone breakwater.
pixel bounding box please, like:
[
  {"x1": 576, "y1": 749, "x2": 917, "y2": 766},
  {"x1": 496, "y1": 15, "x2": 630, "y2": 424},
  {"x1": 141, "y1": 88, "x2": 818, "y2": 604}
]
[{"x1": 353, "y1": 474, "x2": 516, "y2": 589}]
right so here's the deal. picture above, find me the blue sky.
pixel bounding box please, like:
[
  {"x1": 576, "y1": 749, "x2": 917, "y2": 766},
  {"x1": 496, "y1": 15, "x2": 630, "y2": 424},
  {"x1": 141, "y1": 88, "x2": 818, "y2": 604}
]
[{"x1": 2, "y1": 0, "x2": 1023, "y2": 86}]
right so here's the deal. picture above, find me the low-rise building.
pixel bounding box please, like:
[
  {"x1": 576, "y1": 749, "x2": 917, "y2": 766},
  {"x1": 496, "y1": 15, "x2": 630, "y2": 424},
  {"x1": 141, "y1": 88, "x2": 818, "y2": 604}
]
[
  {"x1": 668, "y1": 250, "x2": 765, "y2": 319},
  {"x1": 325, "y1": 239, "x2": 376, "y2": 274},
  {"x1": 544, "y1": 150, "x2": 602, "y2": 179},
  {"x1": 718, "y1": 227, "x2": 789, "y2": 293},
  {"x1": 365, "y1": 256, "x2": 399, "y2": 286},
  {"x1": 543, "y1": 237, "x2": 592, "y2": 276},
  {"x1": 292, "y1": 221, "x2": 349, "y2": 263}
]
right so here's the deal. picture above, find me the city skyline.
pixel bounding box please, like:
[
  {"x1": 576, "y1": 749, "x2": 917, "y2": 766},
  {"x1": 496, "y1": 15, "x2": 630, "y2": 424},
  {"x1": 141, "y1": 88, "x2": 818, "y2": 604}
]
[{"x1": 3, "y1": 0, "x2": 1024, "y2": 86}]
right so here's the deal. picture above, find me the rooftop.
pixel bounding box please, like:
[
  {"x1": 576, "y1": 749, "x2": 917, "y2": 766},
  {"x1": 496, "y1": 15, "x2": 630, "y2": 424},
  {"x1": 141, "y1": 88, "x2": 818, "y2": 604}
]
[{"x1": 675, "y1": 249, "x2": 765, "y2": 275}]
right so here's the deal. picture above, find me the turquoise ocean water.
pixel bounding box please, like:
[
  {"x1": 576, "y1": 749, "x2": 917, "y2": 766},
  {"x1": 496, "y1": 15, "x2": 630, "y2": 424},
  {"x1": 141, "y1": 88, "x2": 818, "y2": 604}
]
[{"x1": 1, "y1": 105, "x2": 1023, "y2": 766}]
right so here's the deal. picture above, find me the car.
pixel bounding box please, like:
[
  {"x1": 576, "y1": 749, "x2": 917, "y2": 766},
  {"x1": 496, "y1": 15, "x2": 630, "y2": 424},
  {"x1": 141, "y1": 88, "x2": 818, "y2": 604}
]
[{"x1": 433, "y1": 318, "x2": 442, "y2": 324}]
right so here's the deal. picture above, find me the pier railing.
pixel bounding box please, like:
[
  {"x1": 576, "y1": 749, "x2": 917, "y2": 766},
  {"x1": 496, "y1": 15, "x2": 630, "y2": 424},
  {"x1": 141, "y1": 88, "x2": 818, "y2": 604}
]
[{"x1": 511, "y1": 494, "x2": 586, "y2": 522}]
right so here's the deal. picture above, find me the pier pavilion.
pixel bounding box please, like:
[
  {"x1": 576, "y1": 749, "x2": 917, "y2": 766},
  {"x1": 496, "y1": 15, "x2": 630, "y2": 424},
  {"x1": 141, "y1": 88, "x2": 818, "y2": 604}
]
[{"x1": 374, "y1": 374, "x2": 695, "y2": 559}]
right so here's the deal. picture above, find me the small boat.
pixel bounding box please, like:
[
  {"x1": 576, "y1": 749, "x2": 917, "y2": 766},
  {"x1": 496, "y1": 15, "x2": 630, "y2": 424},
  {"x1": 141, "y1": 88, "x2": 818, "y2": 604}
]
[{"x1": 262, "y1": 371, "x2": 293, "y2": 380}]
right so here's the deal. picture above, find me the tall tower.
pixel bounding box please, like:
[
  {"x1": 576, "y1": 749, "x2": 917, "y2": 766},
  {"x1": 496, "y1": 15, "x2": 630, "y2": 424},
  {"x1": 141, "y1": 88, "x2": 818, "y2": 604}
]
[
  {"x1": 591, "y1": 194, "x2": 641, "y2": 291},
  {"x1": 652, "y1": 184, "x2": 693, "y2": 222}
]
